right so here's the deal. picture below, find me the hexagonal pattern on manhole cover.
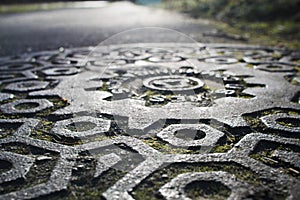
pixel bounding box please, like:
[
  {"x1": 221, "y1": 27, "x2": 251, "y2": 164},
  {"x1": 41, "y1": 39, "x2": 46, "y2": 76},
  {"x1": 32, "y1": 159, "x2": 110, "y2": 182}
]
[{"x1": 0, "y1": 43, "x2": 299, "y2": 199}]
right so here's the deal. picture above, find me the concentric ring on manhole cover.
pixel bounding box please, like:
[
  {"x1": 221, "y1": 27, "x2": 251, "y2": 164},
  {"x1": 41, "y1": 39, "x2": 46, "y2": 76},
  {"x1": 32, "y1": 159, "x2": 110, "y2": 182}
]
[{"x1": 143, "y1": 75, "x2": 204, "y2": 92}]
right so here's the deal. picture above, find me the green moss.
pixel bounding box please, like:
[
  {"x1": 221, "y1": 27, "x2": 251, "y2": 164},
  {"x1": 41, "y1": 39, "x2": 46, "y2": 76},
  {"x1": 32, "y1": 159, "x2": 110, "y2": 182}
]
[
  {"x1": 288, "y1": 111, "x2": 299, "y2": 115},
  {"x1": 30, "y1": 119, "x2": 83, "y2": 145},
  {"x1": 243, "y1": 109, "x2": 293, "y2": 130},
  {"x1": 87, "y1": 135, "x2": 111, "y2": 142},
  {"x1": 0, "y1": 142, "x2": 31, "y2": 155},
  {"x1": 261, "y1": 110, "x2": 282, "y2": 116},
  {"x1": 277, "y1": 119, "x2": 298, "y2": 127},
  {"x1": 37, "y1": 97, "x2": 69, "y2": 117},
  {"x1": 244, "y1": 109, "x2": 300, "y2": 139},
  {"x1": 212, "y1": 144, "x2": 232, "y2": 153},
  {"x1": 101, "y1": 82, "x2": 109, "y2": 92},
  {"x1": 64, "y1": 168, "x2": 126, "y2": 200},
  {"x1": 244, "y1": 116, "x2": 263, "y2": 127},
  {"x1": 165, "y1": 94, "x2": 172, "y2": 100},
  {"x1": 246, "y1": 64, "x2": 254, "y2": 68},
  {"x1": 210, "y1": 127, "x2": 244, "y2": 153},
  {"x1": 0, "y1": 122, "x2": 21, "y2": 139},
  {"x1": 43, "y1": 147, "x2": 142, "y2": 199},
  {"x1": 202, "y1": 84, "x2": 210, "y2": 91},
  {"x1": 211, "y1": 136, "x2": 234, "y2": 153},
  {"x1": 1, "y1": 96, "x2": 69, "y2": 118},
  {"x1": 243, "y1": 109, "x2": 299, "y2": 128},
  {"x1": 30, "y1": 120, "x2": 53, "y2": 142},
  {"x1": 31, "y1": 118, "x2": 119, "y2": 146},
  {"x1": 0, "y1": 97, "x2": 16, "y2": 104},
  {"x1": 144, "y1": 90, "x2": 159, "y2": 99},
  {"x1": 250, "y1": 141, "x2": 300, "y2": 180},
  {"x1": 53, "y1": 135, "x2": 83, "y2": 146},
  {"x1": 66, "y1": 188, "x2": 103, "y2": 200},
  {"x1": 0, "y1": 97, "x2": 68, "y2": 118},
  {"x1": 185, "y1": 180, "x2": 230, "y2": 200},
  {"x1": 31, "y1": 130, "x2": 53, "y2": 142},
  {"x1": 272, "y1": 53, "x2": 282, "y2": 59},
  {"x1": 250, "y1": 151, "x2": 274, "y2": 164},
  {"x1": 251, "y1": 150, "x2": 300, "y2": 180},
  {"x1": 238, "y1": 94, "x2": 254, "y2": 99},
  {"x1": 291, "y1": 79, "x2": 300, "y2": 86},
  {"x1": 142, "y1": 137, "x2": 197, "y2": 154},
  {"x1": 215, "y1": 21, "x2": 300, "y2": 50},
  {"x1": 162, "y1": 0, "x2": 300, "y2": 50},
  {"x1": 77, "y1": 135, "x2": 113, "y2": 146}
]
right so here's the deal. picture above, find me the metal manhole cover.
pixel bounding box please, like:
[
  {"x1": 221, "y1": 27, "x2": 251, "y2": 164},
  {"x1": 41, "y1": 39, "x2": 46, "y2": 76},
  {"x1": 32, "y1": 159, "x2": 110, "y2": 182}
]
[{"x1": 0, "y1": 43, "x2": 299, "y2": 199}]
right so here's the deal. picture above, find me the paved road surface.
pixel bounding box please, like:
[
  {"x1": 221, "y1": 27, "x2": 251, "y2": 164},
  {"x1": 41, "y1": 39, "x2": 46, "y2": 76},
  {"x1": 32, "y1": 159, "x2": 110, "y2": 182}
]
[{"x1": 0, "y1": 1, "x2": 232, "y2": 57}]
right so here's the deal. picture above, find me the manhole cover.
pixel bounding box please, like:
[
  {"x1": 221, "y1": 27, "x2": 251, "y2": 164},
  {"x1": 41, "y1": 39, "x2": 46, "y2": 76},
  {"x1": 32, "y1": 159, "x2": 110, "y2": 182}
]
[{"x1": 0, "y1": 43, "x2": 299, "y2": 199}]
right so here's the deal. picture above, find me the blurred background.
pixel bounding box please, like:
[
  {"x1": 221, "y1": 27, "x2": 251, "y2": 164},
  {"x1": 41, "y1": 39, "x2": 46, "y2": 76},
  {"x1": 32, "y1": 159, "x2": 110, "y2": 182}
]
[
  {"x1": 162, "y1": 0, "x2": 300, "y2": 49},
  {"x1": 0, "y1": 0, "x2": 299, "y2": 56}
]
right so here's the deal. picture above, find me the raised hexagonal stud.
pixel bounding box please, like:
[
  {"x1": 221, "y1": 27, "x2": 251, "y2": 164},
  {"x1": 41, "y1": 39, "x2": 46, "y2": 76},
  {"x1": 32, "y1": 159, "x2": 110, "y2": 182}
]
[
  {"x1": 159, "y1": 171, "x2": 249, "y2": 200},
  {"x1": 0, "y1": 99, "x2": 53, "y2": 114},
  {"x1": 4, "y1": 80, "x2": 49, "y2": 92},
  {"x1": 260, "y1": 113, "x2": 300, "y2": 133},
  {"x1": 0, "y1": 62, "x2": 38, "y2": 71},
  {"x1": 51, "y1": 116, "x2": 111, "y2": 138},
  {"x1": 157, "y1": 124, "x2": 224, "y2": 147}
]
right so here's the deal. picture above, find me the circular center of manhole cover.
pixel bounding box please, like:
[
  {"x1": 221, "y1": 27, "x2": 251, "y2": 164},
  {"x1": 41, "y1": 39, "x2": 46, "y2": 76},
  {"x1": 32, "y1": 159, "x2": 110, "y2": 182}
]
[{"x1": 143, "y1": 75, "x2": 204, "y2": 92}]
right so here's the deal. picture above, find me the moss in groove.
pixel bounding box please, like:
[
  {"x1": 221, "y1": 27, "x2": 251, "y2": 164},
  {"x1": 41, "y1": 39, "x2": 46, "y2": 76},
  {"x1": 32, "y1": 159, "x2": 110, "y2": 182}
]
[
  {"x1": 211, "y1": 126, "x2": 250, "y2": 153},
  {"x1": 132, "y1": 162, "x2": 286, "y2": 200},
  {"x1": 0, "y1": 143, "x2": 58, "y2": 195},
  {"x1": 0, "y1": 122, "x2": 22, "y2": 139},
  {"x1": 276, "y1": 118, "x2": 300, "y2": 128},
  {"x1": 40, "y1": 144, "x2": 144, "y2": 199},
  {"x1": 30, "y1": 120, "x2": 54, "y2": 142},
  {"x1": 142, "y1": 137, "x2": 199, "y2": 154},
  {"x1": 185, "y1": 180, "x2": 230, "y2": 200},
  {"x1": 250, "y1": 141, "x2": 300, "y2": 180},
  {"x1": 243, "y1": 108, "x2": 300, "y2": 138},
  {"x1": 37, "y1": 96, "x2": 69, "y2": 117}
]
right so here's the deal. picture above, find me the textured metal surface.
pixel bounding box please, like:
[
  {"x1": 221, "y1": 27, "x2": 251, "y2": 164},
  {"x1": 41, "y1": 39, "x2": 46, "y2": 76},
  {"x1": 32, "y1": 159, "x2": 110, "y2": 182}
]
[{"x1": 0, "y1": 43, "x2": 299, "y2": 199}]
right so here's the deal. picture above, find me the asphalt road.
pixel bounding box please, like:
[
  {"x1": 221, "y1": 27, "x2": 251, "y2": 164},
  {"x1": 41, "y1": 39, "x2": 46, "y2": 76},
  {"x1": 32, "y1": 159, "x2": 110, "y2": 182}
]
[{"x1": 0, "y1": 1, "x2": 228, "y2": 57}]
